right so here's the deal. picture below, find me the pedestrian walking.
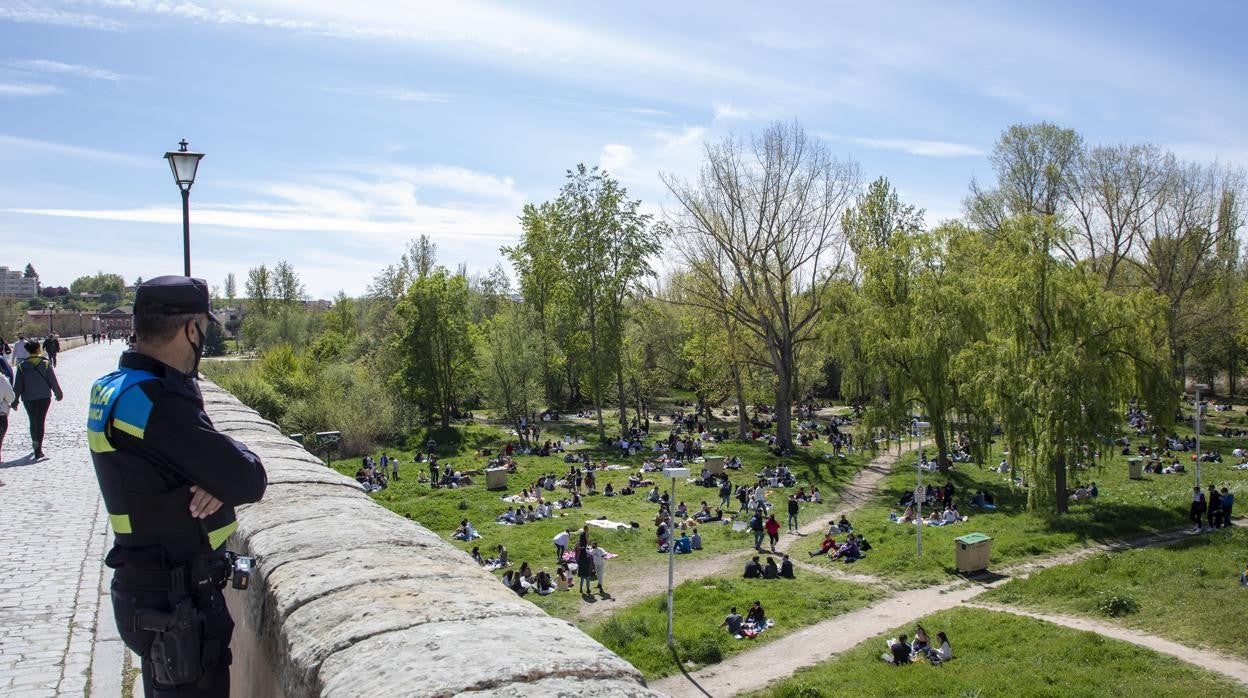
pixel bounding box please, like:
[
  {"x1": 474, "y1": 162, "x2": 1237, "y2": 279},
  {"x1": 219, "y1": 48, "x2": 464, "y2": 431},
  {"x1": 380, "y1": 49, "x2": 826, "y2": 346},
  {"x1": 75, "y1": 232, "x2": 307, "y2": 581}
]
[
  {"x1": 787, "y1": 494, "x2": 800, "y2": 533},
  {"x1": 1190, "y1": 486, "x2": 1206, "y2": 532},
  {"x1": 765, "y1": 513, "x2": 781, "y2": 552},
  {"x1": 11, "y1": 339, "x2": 63, "y2": 460},
  {"x1": 0, "y1": 370, "x2": 14, "y2": 462},
  {"x1": 576, "y1": 543, "x2": 593, "y2": 594},
  {"x1": 1207, "y1": 484, "x2": 1222, "y2": 530},
  {"x1": 42, "y1": 333, "x2": 60, "y2": 368},
  {"x1": 12, "y1": 333, "x2": 30, "y2": 366},
  {"x1": 751, "y1": 508, "x2": 765, "y2": 551},
  {"x1": 591, "y1": 541, "x2": 607, "y2": 593},
  {"x1": 0, "y1": 336, "x2": 12, "y2": 383},
  {"x1": 389, "y1": 453, "x2": 399, "y2": 481}
]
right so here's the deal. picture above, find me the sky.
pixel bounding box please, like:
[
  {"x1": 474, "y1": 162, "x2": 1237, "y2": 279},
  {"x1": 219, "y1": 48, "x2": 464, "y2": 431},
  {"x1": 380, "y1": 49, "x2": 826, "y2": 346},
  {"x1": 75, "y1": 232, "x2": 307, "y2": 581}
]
[{"x1": 1, "y1": 0, "x2": 1246, "y2": 299}]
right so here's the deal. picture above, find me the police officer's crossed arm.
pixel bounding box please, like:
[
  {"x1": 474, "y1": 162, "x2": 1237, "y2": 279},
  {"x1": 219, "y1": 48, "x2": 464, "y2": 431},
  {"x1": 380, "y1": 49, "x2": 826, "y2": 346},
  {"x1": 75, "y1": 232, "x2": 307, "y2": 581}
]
[{"x1": 134, "y1": 388, "x2": 267, "y2": 513}]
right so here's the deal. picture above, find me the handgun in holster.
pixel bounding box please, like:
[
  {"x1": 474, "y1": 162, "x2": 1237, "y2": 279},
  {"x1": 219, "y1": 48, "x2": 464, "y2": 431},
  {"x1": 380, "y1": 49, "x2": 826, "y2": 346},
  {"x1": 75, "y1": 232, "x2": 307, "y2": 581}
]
[{"x1": 135, "y1": 599, "x2": 203, "y2": 687}]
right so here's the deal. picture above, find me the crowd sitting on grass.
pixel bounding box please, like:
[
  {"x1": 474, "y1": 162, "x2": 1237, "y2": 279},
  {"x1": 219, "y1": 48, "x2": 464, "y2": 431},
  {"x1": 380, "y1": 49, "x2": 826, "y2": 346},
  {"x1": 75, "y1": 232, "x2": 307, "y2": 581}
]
[
  {"x1": 743, "y1": 553, "x2": 795, "y2": 579},
  {"x1": 883, "y1": 625, "x2": 953, "y2": 665},
  {"x1": 718, "y1": 600, "x2": 773, "y2": 639}
]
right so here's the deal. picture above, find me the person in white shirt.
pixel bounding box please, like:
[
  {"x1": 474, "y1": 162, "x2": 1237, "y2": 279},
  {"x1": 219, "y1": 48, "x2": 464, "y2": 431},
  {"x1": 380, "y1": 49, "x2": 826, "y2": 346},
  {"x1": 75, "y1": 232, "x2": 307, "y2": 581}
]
[
  {"x1": 0, "y1": 371, "x2": 14, "y2": 466},
  {"x1": 934, "y1": 631, "x2": 953, "y2": 662},
  {"x1": 590, "y1": 541, "x2": 606, "y2": 593},
  {"x1": 11, "y1": 334, "x2": 30, "y2": 365},
  {"x1": 942, "y1": 506, "x2": 958, "y2": 524},
  {"x1": 553, "y1": 528, "x2": 570, "y2": 562}
]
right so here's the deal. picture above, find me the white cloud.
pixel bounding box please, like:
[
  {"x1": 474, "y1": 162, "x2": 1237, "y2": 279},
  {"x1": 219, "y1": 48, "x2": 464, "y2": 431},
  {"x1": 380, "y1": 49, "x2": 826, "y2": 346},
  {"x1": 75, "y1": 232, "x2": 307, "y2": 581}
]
[
  {"x1": 651, "y1": 126, "x2": 707, "y2": 152},
  {"x1": 319, "y1": 86, "x2": 455, "y2": 103},
  {"x1": 828, "y1": 135, "x2": 985, "y2": 158},
  {"x1": 0, "y1": 82, "x2": 63, "y2": 96},
  {"x1": 713, "y1": 103, "x2": 760, "y2": 122},
  {"x1": 0, "y1": 133, "x2": 149, "y2": 166},
  {"x1": 5, "y1": 165, "x2": 526, "y2": 245},
  {"x1": 0, "y1": 5, "x2": 126, "y2": 30},
  {"x1": 599, "y1": 144, "x2": 636, "y2": 174},
  {"x1": 81, "y1": 0, "x2": 806, "y2": 99},
  {"x1": 3, "y1": 59, "x2": 132, "y2": 82},
  {"x1": 985, "y1": 87, "x2": 1068, "y2": 119}
]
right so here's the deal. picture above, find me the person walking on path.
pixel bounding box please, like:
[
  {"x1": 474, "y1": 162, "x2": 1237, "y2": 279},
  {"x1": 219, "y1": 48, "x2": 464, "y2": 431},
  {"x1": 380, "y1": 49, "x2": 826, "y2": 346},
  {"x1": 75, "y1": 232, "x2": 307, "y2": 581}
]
[
  {"x1": 11, "y1": 339, "x2": 63, "y2": 460},
  {"x1": 87, "y1": 276, "x2": 267, "y2": 698},
  {"x1": 751, "y1": 507, "x2": 766, "y2": 551},
  {"x1": 765, "y1": 513, "x2": 781, "y2": 552},
  {"x1": 0, "y1": 335, "x2": 12, "y2": 383},
  {"x1": 590, "y1": 541, "x2": 607, "y2": 594},
  {"x1": 1207, "y1": 484, "x2": 1222, "y2": 530},
  {"x1": 0, "y1": 369, "x2": 13, "y2": 463},
  {"x1": 787, "y1": 494, "x2": 800, "y2": 533},
  {"x1": 11, "y1": 333, "x2": 29, "y2": 366},
  {"x1": 42, "y1": 333, "x2": 60, "y2": 367}
]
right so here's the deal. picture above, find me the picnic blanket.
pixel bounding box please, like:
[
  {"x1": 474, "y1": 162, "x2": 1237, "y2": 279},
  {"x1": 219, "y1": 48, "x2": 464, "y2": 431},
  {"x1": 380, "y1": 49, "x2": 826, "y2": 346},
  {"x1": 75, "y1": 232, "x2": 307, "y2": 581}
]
[
  {"x1": 560, "y1": 549, "x2": 620, "y2": 563},
  {"x1": 586, "y1": 518, "x2": 632, "y2": 531}
]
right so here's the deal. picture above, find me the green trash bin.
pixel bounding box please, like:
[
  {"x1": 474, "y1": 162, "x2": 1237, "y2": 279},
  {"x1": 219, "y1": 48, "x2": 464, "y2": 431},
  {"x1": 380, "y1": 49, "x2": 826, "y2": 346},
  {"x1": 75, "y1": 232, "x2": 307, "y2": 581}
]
[{"x1": 954, "y1": 532, "x2": 992, "y2": 573}]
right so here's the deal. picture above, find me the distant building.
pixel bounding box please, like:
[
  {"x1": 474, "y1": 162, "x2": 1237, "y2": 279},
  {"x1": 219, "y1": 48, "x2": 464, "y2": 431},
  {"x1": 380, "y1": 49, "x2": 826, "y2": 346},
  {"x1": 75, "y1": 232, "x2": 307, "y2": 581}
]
[
  {"x1": 98, "y1": 306, "x2": 134, "y2": 334},
  {"x1": 0, "y1": 266, "x2": 38, "y2": 298}
]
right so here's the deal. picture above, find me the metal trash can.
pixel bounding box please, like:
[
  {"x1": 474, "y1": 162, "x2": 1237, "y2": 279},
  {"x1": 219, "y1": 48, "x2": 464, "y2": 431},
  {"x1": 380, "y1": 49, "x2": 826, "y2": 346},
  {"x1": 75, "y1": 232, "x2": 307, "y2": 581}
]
[
  {"x1": 954, "y1": 532, "x2": 992, "y2": 573},
  {"x1": 485, "y1": 468, "x2": 509, "y2": 491},
  {"x1": 1127, "y1": 457, "x2": 1143, "y2": 480},
  {"x1": 704, "y1": 455, "x2": 726, "y2": 475}
]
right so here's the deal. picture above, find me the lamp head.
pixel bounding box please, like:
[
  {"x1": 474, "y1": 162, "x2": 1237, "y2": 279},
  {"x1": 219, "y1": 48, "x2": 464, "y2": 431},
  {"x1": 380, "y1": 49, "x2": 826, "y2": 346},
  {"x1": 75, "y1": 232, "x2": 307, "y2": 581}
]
[{"x1": 164, "y1": 139, "x2": 204, "y2": 191}]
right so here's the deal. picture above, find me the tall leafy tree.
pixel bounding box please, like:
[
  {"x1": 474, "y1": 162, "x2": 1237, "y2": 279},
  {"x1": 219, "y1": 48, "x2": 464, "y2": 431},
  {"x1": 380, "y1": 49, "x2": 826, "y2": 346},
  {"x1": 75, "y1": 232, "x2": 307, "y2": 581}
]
[
  {"x1": 393, "y1": 269, "x2": 474, "y2": 428},
  {"x1": 664, "y1": 121, "x2": 859, "y2": 451},
  {"x1": 957, "y1": 214, "x2": 1171, "y2": 513}
]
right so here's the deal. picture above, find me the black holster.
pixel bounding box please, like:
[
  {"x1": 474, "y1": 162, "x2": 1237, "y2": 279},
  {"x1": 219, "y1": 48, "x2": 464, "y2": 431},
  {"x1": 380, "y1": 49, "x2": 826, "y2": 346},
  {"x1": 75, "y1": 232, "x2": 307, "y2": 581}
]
[{"x1": 136, "y1": 598, "x2": 204, "y2": 687}]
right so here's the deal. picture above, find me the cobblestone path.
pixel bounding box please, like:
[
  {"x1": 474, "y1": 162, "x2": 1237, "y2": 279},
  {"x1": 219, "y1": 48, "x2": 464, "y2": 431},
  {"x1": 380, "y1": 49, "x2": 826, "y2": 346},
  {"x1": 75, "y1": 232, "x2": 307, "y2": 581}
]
[{"x1": 1, "y1": 343, "x2": 129, "y2": 697}]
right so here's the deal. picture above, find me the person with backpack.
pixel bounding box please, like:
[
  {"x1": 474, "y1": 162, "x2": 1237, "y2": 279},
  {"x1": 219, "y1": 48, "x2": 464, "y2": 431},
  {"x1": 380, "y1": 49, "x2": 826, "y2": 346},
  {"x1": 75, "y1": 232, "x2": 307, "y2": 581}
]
[
  {"x1": 11, "y1": 339, "x2": 63, "y2": 460},
  {"x1": 42, "y1": 333, "x2": 61, "y2": 367}
]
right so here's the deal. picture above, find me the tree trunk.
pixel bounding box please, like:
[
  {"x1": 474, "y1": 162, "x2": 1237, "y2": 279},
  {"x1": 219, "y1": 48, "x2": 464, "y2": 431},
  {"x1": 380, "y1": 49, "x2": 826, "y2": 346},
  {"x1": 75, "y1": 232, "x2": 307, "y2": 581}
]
[
  {"x1": 774, "y1": 341, "x2": 795, "y2": 451},
  {"x1": 932, "y1": 415, "x2": 951, "y2": 474},
  {"x1": 1053, "y1": 452, "x2": 1069, "y2": 514},
  {"x1": 616, "y1": 364, "x2": 628, "y2": 436},
  {"x1": 731, "y1": 363, "x2": 749, "y2": 439}
]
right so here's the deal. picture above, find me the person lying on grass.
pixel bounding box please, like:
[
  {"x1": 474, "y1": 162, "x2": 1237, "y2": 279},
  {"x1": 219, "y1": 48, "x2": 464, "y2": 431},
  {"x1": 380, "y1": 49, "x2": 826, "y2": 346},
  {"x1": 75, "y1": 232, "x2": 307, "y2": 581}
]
[{"x1": 810, "y1": 534, "x2": 838, "y2": 557}]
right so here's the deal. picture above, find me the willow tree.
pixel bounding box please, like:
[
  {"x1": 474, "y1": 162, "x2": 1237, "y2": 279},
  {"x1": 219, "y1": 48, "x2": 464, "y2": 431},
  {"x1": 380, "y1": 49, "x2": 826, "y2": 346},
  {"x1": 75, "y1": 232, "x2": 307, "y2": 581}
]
[
  {"x1": 664, "y1": 121, "x2": 859, "y2": 451},
  {"x1": 957, "y1": 214, "x2": 1171, "y2": 513},
  {"x1": 849, "y1": 219, "x2": 981, "y2": 472}
]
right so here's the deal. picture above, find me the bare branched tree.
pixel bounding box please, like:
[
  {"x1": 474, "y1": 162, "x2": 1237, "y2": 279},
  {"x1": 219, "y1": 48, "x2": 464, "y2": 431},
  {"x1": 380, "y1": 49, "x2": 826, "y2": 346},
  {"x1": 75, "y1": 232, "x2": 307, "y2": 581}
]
[{"x1": 662, "y1": 121, "x2": 860, "y2": 450}]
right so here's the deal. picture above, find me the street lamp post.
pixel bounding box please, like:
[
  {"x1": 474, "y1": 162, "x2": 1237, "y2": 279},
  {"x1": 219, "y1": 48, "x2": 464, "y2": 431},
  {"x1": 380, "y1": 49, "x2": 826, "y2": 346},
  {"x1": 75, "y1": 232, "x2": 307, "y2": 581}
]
[
  {"x1": 1194, "y1": 383, "x2": 1209, "y2": 490},
  {"x1": 46, "y1": 302, "x2": 55, "y2": 334},
  {"x1": 164, "y1": 139, "x2": 205, "y2": 277},
  {"x1": 662, "y1": 466, "x2": 689, "y2": 650},
  {"x1": 914, "y1": 421, "x2": 930, "y2": 557}
]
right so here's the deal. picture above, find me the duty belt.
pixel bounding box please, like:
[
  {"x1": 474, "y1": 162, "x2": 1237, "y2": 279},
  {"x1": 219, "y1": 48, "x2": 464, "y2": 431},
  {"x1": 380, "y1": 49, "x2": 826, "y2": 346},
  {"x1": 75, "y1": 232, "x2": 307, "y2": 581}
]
[{"x1": 115, "y1": 557, "x2": 228, "y2": 594}]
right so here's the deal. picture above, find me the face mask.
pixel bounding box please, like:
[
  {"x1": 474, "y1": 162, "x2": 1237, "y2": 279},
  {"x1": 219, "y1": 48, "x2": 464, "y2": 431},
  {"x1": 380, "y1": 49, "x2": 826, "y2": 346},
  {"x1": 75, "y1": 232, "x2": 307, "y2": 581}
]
[{"x1": 186, "y1": 321, "x2": 205, "y2": 377}]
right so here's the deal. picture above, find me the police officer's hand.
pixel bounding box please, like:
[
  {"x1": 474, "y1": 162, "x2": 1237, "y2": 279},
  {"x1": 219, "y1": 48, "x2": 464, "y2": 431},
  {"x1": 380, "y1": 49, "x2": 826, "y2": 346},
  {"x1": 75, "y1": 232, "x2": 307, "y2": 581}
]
[{"x1": 188, "y1": 485, "x2": 223, "y2": 519}]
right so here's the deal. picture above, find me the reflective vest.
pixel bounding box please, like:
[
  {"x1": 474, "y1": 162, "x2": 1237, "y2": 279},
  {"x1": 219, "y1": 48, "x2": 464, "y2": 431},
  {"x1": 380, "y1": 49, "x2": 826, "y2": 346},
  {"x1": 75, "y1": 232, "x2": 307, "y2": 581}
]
[{"x1": 88, "y1": 367, "x2": 237, "y2": 562}]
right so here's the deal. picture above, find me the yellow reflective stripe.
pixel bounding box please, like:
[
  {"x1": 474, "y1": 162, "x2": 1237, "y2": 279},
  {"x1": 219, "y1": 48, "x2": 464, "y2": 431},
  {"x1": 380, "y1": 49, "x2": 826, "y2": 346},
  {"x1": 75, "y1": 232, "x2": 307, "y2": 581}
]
[
  {"x1": 88, "y1": 429, "x2": 115, "y2": 453},
  {"x1": 109, "y1": 513, "x2": 132, "y2": 534},
  {"x1": 113, "y1": 419, "x2": 144, "y2": 439},
  {"x1": 207, "y1": 521, "x2": 238, "y2": 550}
]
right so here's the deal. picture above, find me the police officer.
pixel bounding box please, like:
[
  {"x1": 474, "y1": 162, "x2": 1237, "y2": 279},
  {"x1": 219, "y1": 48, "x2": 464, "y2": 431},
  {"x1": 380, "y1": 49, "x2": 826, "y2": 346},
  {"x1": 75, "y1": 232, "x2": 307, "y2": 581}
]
[{"x1": 88, "y1": 276, "x2": 266, "y2": 697}]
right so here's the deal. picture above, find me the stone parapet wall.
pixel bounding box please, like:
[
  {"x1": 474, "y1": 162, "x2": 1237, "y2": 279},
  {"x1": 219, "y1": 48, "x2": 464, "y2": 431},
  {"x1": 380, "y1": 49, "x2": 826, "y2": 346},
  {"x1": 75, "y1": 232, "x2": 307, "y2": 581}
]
[{"x1": 199, "y1": 381, "x2": 664, "y2": 698}]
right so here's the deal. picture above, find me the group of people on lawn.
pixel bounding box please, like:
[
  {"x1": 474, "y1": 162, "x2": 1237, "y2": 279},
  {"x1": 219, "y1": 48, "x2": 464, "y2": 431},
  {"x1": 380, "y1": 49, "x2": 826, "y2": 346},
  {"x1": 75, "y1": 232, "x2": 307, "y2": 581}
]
[{"x1": 883, "y1": 625, "x2": 954, "y2": 666}]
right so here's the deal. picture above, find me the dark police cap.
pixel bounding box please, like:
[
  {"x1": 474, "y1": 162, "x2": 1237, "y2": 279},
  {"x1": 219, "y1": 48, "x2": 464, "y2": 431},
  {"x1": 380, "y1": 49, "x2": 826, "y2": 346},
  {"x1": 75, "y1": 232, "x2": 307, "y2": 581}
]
[{"x1": 134, "y1": 276, "x2": 219, "y2": 323}]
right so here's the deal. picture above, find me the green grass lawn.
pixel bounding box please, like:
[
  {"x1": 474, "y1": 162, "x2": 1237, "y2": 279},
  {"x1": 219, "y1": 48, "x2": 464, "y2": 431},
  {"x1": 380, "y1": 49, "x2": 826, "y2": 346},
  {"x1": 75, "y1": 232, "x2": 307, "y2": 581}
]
[
  {"x1": 753, "y1": 607, "x2": 1247, "y2": 698},
  {"x1": 588, "y1": 574, "x2": 881, "y2": 679},
  {"x1": 327, "y1": 420, "x2": 873, "y2": 620},
  {"x1": 982, "y1": 526, "x2": 1248, "y2": 660},
  {"x1": 795, "y1": 431, "x2": 1248, "y2": 586}
]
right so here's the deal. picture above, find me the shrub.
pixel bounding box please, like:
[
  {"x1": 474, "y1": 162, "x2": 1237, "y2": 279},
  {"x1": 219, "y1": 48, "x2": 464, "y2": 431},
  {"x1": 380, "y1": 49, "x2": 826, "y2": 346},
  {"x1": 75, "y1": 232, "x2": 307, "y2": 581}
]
[
  {"x1": 678, "y1": 631, "x2": 724, "y2": 666},
  {"x1": 1096, "y1": 592, "x2": 1140, "y2": 617}
]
